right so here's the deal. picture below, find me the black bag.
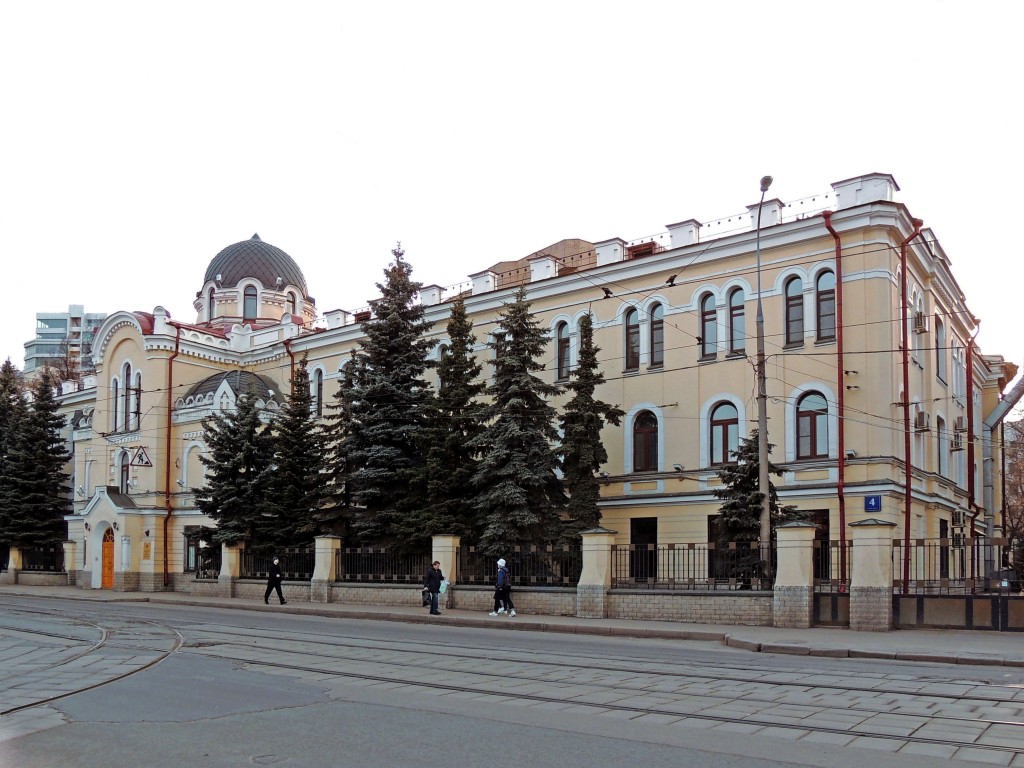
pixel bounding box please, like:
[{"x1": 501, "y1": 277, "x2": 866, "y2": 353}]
[{"x1": 422, "y1": 588, "x2": 431, "y2": 607}]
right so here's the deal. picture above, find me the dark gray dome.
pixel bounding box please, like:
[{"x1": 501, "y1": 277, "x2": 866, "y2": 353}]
[
  {"x1": 181, "y1": 370, "x2": 283, "y2": 403},
  {"x1": 204, "y1": 234, "x2": 308, "y2": 296}
]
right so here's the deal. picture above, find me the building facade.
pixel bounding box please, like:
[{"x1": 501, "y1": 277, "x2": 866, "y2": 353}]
[
  {"x1": 23, "y1": 305, "x2": 107, "y2": 378},
  {"x1": 55, "y1": 173, "x2": 1015, "y2": 592}
]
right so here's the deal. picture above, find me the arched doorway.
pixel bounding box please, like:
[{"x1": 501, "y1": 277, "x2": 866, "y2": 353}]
[{"x1": 102, "y1": 528, "x2": 115, "y2": 589}]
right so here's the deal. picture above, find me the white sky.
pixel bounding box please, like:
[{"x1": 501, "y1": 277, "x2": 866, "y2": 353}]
[{"x1": 1, "y1": 1, "x2": 1021, "y2": 395}]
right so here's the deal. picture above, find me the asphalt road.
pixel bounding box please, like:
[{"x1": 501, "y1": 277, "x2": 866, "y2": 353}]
[{"x1": 2, "y1": 596, "x2": 1023, "y2": 768}]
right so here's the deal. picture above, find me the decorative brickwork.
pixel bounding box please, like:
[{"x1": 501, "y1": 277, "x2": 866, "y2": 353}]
[
  {"x1": 773, "y1": 586, "x2": 812, "y2": 628},
  {"x1": 850, "y1": 586, "x2": 893, "y2": 631},
  {"x1": 608, "y1": 591, "x2": 773, "y2": 625}
]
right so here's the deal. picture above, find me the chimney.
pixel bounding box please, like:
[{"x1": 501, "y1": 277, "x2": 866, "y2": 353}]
[
  {"x1": 666, "y1": 219, "x2": 701, "y2": 248},
  {"x1": 594, "y1": 238, "x2": 627, "y2": 267},
  {"x1": 746, "y1": 198, "x2": 783, "y2": 230},
  {"x1": 831, "y1": 173, "x2": 899, "y2": 210},
  {"x1": 528, "y1": 254, "x2": 558, "y2": 283}
]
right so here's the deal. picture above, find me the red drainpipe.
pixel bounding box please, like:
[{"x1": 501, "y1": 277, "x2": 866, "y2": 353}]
[
  {"x1": 822, "y1": 211, "x2": 848, "y2": 587},
  {"x1": 966, "y1": 330, "x2": 977, "y2": 513},
  {"x1": 163, "y1": 322, "x2": 181, "y2": 587},
  {"x1": 899, "y1": 218, "x2": 924, "y2": 594}
]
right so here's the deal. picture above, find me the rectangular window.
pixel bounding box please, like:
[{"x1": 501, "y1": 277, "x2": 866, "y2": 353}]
[
  {"x1": 650, "y1": 321, "x2": 664, "y2": 367},
  {"x1": 625, "y1": 326, "x2": 640, "y2": 371}
]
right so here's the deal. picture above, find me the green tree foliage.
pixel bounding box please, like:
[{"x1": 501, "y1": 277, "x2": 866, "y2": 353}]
[
  {"x1": 712, "y1": 430, "x2": 799, "y2": 543},
  {"x1": 469, "y1": 286, "x2": 566, "y2": 553},
  {"x1": 557, "y1": 313, "x2": 623, "y2": 541},
  {"x1": 0, "y1": 360, "x2": 26, "y2": 544},
  {"x1": 347, "y1": 245, "x2": 435, "y2": 546},
  {"x1": 0, "y1": 369, "x2": 71, "y2": 547},
  {"x1": 264, "y1": 358, "x2": 327, "y2": 545},
  {"x1": 414, "y1": 297, "x2": 486, "y2": 544},
  {"x1": 194, "y1": 393, "x2": 276, "y2": 549},
  {"x1": 320, "y1": 351, "x2": 363, "y2": 540}
]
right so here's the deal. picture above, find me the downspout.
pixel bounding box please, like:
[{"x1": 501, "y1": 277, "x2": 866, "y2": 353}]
[
  {"x1": 899, "y1": 218, "x2": 923, "y2": 594},
  {"x1": 967, "y1": 330, "x2": 977, "y2": 514},
  {"x1": 822, "y1": 211, "x2": 847, "y2": 587},
  {"x1": 163, "y1": 322, "x2": 181, "y2": 587},
  {"x1": 1001, "y1": 420, "x2": 1007, "y2": 538}
]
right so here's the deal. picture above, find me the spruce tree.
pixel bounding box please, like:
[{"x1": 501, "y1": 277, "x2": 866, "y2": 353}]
[
  {"x1": 712, "y1": 430, "x2": 800, "y2": 581},
  {"x1": 264, "y1": 358, "x2": 327, "y2": 546},
  {"x1": 320, "y1": 351, "x2": 363, "y2": 540},
  {"x1": 469, "y1": 286, "x2": 566, "y2": 554},
  {"x1": 2, "y1": 369, "x2": 70, "y2": 547},
  {"x1": 194, "y1": 392, "x2": 276, "y2": 549},
  {"x1": 414, "y1": 297, "x2": 486, "y2": 544},
  {"x1": 0, "y1": 360, "x2": 26, "y2": 545},
  {"x1": 346, "y1": 245, "x2": 435, "y2": 547},
  {"x1": 557, "y1": 313, "x2": 623, "y2": 542}
]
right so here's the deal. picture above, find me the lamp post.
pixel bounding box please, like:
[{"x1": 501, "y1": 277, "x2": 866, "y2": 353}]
[{"x1": 755, "y1": 175, "x2": 773, "y2": 565}]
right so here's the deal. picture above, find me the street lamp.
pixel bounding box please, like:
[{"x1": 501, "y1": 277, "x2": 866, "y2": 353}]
[{"x1": 755, "y1": 175, "x2": 773, "y2": 565}]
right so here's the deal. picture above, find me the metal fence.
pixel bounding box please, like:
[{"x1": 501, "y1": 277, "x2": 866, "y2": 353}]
[
  {"x1": 458, "y1": 544, "x2": 582, "y2": 587},
  {"x1": 195, "y1": 546, "x2": 222, "y2": 580},
  {"x1": 610, "y1": 542, "x2": 775, "y2": 590},
  {"x1": 21, "y1": 543, "x2": 65, "y2": 573},
  {"x1": 335, "y1": 547, "x2": 432, "y2": 583},
  {"x1": 240, "y1": 546, "x2": 314, "y2": 581},
  {"x1": 891, "y1": 537, "x2": 1010, "y2": 594},
  {"x1": 813, "y1": 540, "x2": 852, "y2": 593}
]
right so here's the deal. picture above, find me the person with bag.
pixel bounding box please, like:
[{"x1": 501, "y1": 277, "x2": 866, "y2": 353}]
[
  {"x1": 488, "y1": 558, "x2": 516, "y2": 617},
  {"x1": 264, "y1": 556, "x2": 286, "y2": 605},
  {"x1": 423, "y1": 560, "x2": 444, "y2": 615}
]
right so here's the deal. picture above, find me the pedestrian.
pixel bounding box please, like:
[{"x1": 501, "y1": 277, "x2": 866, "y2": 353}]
[
  {"x1": 423, "y1": 560, "x2": 444, "y2": 615},
  {"x1": 264, "y1": 556, "x2": 287, "y2": 605},
  {"x1": 488, "y1": 558, "x2": 516, "y2": 617}
]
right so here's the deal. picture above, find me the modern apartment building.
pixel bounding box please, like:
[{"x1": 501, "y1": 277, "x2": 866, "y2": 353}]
[{"x1": 23, "y1": 305, "x2": 107, "y2": 377}]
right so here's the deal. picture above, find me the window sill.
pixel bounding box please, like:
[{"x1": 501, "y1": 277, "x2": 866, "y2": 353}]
[
  {"x1": 647, "y1": 363, "x2": 664, "y2": 371},
  {"x1": 623, "y1": 368, "x2": 640, "y2": 376},
  {"x1": 698, "y1": 354, "x2": 717, "y2": 364},
  {"x1": 725, "y1": 351, "x2": 746, "y2": 360},
  {"x1": 783, "y1": 342, "x2": 805, "y2": 351},
  {"x1": 814, "y1": 338, "x2": 836, "y2": 347}
]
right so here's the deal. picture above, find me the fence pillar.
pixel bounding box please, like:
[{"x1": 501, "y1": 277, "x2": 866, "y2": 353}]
[
  {"x1": 218, "y1": 543, "x2": 242, "y2": 598},
  {"x1": 432, "y1": 535, "x2": 460, "y2": 609},
  {"x1": 312, "y1": 535, "x2": 342, "y2": 603},
  {"x1": 62, "y1": 541, "x2": 78, "y2": 587},
  {"x1": 576, "y1": 527, "x2": 616, "y2": 619},
  {"x1": 773, "y1": 522, "x2": 816, "y2": 628},
  {"x1": 0, "y1": 547, "x2": 20, "y2": 584},
  {"x1": 849, "y1": 518, "x2": 896, "y2": 632}
]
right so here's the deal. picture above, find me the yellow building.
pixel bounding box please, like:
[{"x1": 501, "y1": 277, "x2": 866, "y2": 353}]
[{"x1": 59, "y1": 173, "x2": 1017, "y2": 591}]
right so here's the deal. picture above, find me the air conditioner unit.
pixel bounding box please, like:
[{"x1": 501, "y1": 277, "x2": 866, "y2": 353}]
[
  {"x1": 954, "y1": 416, "x2": 967, "y2": 432},
  {"x1": 952, "y1": 510, "x2": 965, "y2": 527},
  {"x1": 952, "y1": 533, "x2": 965, "y2": 548},
  {"x1": 913, "y1": 312, "x2": 928, "y2": 334},
  {"x1": 951, "y1": 431, "x2": 964, "y2": 451},
  {"x1": 914, "y1": 411, "x2": 931, "y2": 432}
]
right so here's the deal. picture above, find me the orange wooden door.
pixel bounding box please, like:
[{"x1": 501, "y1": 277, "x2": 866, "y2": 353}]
[{"x1": 102, "y1": 529, "x2": 115, "y2": 589}]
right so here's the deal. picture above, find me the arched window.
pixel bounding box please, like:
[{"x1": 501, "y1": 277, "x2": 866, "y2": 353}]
[
  {"x1": 288, "y1": 291, "x2": 297, "y2": 315},
  {"x1": 314, "y1": 369, "x2": 324, "y2": 418},
  {"x1": 111, "y1": 379, "x2": 120, "y2": 431},
  {"x1": 132, "y1": 371, "x2": 142, "y2": 431},
  {"x1": 700, "y1": 294, "x2": 717, "y2": 358},
  {"x1": 122, "y1": 363, "x2": 132, "y2": 432},
  {"x1": 632, "y1": 411, "x2": 658, "y2": 472},
  {"x1": 650, "y1": 304, "x2": 664, "y2": 367},
  {"x1": 785, "y1": 277, "x2": 804, "y2": 345},
  {"x1": 556, "y1": 322, "x2": 570, "y2": 380},
  {"x1": 935, "y1": 317, "x2": 947, "y2": 382},
  {"x1": 119, "y1": 452, "x2": 131, "y2": 494},
  {"x1": 243, "y1": 286, "x2": 258, "y2": 320},
  {"x1": 709, "y1": 402, "x2": 739, "y2": 465},
  {"x1": 816, "y1": 271, "x2": 836, "y2": 342},
  {"x1": 624, "y1": 309, "x2": 640, "y2": 371},
  {"x1": 728, "y1": 288, "x2": 745, "y2": 354},
  {"x1": 796, "y1": 392, "x2": 829, "y2": 459},
  {"x1": 207, "y1": 288, "x2": 215, "y2": 321}
]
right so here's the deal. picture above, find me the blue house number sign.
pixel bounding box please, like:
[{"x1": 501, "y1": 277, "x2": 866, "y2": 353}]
[{"x1": 864, "y1": 495, "x2": 882, "y2": 512}]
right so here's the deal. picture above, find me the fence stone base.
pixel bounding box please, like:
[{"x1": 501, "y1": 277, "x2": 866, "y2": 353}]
[
  {"x1": 850, "y1": 586, "x2": 893, "y2": 631},
  {"x1": 330, "y1": 583, "x2": 432, "y2": 607},
  {"x1": 0, "y1": 569, "x2": 14, "y2": 585},
  {"x1": 577, "y1": 585, "x2": 608, "y2": 618},
  {"x1": 448, "y1": 586, "x2": 577, "y2": 616},
  {"x1": 609, "y1": 591, "x2": 773, "y2": 625},
  {"x1": 773, "y1": 586, "x2": 813, "y2": 628}
]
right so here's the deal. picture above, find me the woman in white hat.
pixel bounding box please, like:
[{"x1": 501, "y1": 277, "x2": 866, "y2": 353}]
[{"x1": 488, "y1": 558, "x2": 516, "y2": 617}]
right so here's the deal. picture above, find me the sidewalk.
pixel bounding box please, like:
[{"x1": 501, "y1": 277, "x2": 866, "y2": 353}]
[{"x1": 3, "y1": 583, "x2": 1023, "y2": 669}]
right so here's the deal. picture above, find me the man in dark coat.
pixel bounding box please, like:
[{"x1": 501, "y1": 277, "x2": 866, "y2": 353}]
[
  {"x1": 264, "y1": 556, "x2": 287, "y2": 605},
  {"x1": 423, "y1": 560, "x2": 443, "y2": 615}
]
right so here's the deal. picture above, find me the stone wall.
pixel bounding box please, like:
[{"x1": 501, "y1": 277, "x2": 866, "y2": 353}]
[
  {"x1": 608, "y1": 590, "x2": 773, "y2": 626},
  {"x1": 330, "y1": 583, "x2": 432, "y2": 607},
  {"x1": 10, "y1": 572, "x2": 69, "y2": 587},
  {"x1": 449, "y1": 586, "x2": 577, "y2": 616}
]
